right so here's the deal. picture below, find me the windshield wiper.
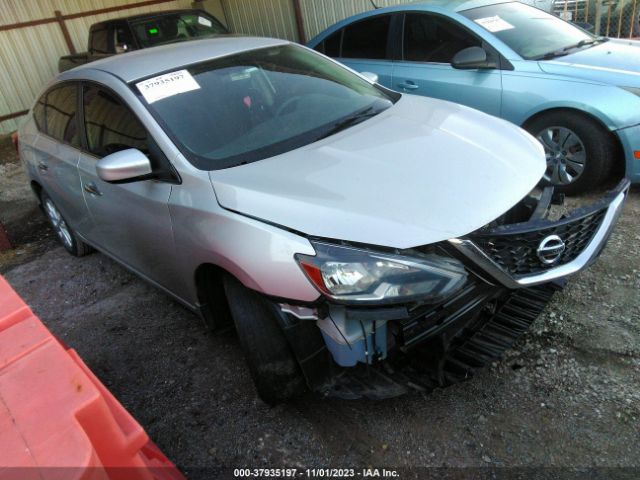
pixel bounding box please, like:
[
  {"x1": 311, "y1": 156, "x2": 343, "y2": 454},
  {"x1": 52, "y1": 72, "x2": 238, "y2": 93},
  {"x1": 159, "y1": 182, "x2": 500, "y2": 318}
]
[
  {"x1": 316, "y1": 106, "x2": 380, "y2": 141},
  {"x1": 534, "y1": 36, "x2": 609, "y2": 60}
]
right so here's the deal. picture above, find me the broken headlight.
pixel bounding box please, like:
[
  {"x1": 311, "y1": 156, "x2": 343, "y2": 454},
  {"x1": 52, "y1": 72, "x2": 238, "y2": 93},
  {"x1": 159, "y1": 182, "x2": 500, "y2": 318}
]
[{"x1": 296, "y1": 241, "x2": 467, "y2": 305}]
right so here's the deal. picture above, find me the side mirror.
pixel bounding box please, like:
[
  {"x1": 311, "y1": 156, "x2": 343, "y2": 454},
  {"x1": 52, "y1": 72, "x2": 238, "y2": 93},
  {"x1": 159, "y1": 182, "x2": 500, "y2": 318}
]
[
  {"x1": 96, "y1": 149, "x2": 153, "y2": 183},
  {"x1": 451, "y1": 46, "x2": 496, "y2": 70},
  {"x1": 361, "y1": 71, "x2": 379, "y2": 84}
]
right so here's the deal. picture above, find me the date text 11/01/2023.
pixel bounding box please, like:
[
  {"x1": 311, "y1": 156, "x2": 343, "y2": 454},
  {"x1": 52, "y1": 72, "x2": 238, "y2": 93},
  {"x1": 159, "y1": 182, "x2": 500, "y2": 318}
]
[{"x1": 233, "y1": 468, "x2": 400, "y2": 478}]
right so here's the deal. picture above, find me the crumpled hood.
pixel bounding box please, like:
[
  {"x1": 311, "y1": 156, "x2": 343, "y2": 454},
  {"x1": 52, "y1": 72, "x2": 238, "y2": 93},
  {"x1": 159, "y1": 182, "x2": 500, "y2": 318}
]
[
  {"x1": 210, "y1": 95, "x2": 545, "y2": 249},
  {"x1": 538, "y1": 39, "x2": 640, "y2": 87}
]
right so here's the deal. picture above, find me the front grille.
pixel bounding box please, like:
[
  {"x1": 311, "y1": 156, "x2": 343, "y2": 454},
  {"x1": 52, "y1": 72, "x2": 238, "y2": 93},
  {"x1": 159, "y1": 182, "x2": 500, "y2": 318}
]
[{"x1": 469, "y1": 208, "x2": 606, "y2": 276}]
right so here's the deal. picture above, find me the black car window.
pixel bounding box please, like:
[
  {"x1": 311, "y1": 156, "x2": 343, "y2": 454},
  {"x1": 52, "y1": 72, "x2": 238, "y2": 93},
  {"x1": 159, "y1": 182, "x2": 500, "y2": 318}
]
[
  {"x1": 44, "y1": 84, "x2": 80, "y2": 147},
  {"x1": 317, "y1": 29, "x2": 342, "y2": 57},
  {"x1": 341, "y1": 15, "x2": 391, "y2": 59},
  {"x1": 115, "y1": 25, "x2": 135, "y2": 51},
  {"x1": 130, "y1": 12, "x2": 228, "y2": 48},
  {"x1": 83, "y1": 85, "x2": 148, "y2": 157},
  {"x1": 403, "y1": 13, "x2": 480, "y2": 63},
  {"x1": 90, "y1": 27, "x2": 111, "y2": 54}
]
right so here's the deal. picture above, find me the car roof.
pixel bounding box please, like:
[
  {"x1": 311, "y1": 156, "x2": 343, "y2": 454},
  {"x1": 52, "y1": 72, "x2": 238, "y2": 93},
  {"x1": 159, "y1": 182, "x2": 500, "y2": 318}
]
[
  {"x1": 64, "y1": 36, "x2": 290, "y2": 83},
  {"x1": 409, "y1": 0, "x2": 512, "y2": 12},
  {"x1": 91, "y1": 9, "x2": 202, "y2": 28}
]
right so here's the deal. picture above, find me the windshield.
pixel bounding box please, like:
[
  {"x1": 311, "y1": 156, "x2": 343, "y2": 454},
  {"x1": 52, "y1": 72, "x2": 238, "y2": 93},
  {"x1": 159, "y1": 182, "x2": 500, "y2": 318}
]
[
  {"x1": 130, "y1": 12, "x2": 228, "y2": 47},
  {"x1": 461, "y1": 2, "x2": 594, "y2": 60},
  {"x1": 135, "y1": 44, "x2": 395, "y2": 169}
]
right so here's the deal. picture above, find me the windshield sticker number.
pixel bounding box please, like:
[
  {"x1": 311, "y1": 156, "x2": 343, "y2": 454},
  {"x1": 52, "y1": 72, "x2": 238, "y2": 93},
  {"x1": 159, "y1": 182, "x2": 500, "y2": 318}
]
[
  {"x1": 474, "y1": 16, "x2": 515, "y2": 33},
  {"x1": 136, "y1": 70, "x2": 200, "y2": 103},
  {"x1": 198, "y1": 16, "x2": 213, "y2": 27}
]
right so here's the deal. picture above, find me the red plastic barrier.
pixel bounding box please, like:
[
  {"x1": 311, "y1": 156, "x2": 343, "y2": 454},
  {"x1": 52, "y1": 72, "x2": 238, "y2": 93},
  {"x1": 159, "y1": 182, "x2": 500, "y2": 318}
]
[{"x1": 0, "y1": 276, "x2": 184, "y2": 480}]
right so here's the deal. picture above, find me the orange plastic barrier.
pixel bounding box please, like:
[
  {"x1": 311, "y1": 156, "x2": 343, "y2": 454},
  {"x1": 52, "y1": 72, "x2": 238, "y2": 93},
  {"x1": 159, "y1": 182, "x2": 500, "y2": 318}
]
[{"x1": 0, "y1": 276, "x2": 184, "y2": 480}]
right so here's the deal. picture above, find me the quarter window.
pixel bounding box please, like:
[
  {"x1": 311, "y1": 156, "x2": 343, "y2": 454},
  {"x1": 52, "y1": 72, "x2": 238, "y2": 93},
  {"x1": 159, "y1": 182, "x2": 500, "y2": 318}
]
[
  {"x1": 341, "y1": 15, "x2": 391, "y2": 59},
  {"x1": 83, "y1": 86, "x2": 148, "y2": 157},
  {"x1": 403, "y1": 13, "x2": 480, "y2": 63},
  {"x1": 44, "y1": 85, "x2": 80, "y2": 147}
]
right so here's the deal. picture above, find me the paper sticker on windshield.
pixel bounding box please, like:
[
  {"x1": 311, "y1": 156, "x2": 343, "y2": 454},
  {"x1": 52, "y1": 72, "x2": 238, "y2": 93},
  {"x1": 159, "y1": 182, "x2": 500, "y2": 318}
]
[
  {"x1": 474, "y1": 15, "x2": 515, "y2": 32},
  {"x1": 136, "y1": 70, "x2": 200, "y2": 103},
  {"x1": 198, "y1": 16, "x2": 212, "y2": 27}
]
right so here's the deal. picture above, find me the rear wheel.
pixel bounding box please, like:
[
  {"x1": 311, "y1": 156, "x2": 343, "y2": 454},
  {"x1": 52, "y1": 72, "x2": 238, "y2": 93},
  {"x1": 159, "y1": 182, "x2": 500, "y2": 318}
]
[
  {"x1": 223, "y1": 275, "x2": 306, "y2": 404},
  {"x1": 525, "y1": 111, "x2": 616, "y2": 194},
  {"x1": 41, "y1": 191, "x2": 92, "y2": 257}
]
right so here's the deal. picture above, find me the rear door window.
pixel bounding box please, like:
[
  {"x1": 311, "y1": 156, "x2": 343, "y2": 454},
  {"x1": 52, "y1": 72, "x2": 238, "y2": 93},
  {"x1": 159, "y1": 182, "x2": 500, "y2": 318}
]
[
  {"x1": 341, "y1": 15, "x2": 392, "y2": 59},
  {"x1": 82, "y1": 85, "x2": 148, "y2": 157},
  {"x1": 44, "y1": 84, "x2": 80, "y2": 147}
]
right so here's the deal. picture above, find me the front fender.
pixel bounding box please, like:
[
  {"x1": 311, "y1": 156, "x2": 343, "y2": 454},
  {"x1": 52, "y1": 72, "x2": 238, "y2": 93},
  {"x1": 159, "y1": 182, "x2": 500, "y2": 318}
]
[{"x1": 502, "y1": 72, "x2": 640, "y2": 130}]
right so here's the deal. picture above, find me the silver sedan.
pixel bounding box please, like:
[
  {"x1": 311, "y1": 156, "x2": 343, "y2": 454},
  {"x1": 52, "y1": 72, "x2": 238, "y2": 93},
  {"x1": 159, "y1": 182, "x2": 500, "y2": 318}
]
[{"x1": 17, "y1": 37, "x2": 627, "y2": 403}]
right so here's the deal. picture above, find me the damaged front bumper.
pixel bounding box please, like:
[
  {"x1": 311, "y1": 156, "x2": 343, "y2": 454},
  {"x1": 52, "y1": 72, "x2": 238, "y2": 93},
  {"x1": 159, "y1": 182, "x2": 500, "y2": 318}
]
[{"x1": 277, "y1": 179, "x2": 630, "y2": 399}]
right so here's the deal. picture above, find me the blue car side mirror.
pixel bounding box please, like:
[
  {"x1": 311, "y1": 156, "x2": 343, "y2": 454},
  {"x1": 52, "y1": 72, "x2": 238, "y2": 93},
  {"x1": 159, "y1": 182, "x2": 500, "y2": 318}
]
[{"x1": 452, "y1": 46, "x2": 497, "y2": 70}]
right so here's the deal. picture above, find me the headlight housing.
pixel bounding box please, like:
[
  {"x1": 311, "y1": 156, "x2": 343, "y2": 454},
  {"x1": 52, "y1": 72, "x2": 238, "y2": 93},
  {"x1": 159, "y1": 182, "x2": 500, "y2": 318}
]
[{"x1": 296, "y1": 241, "x2": 467, "y2": 305}]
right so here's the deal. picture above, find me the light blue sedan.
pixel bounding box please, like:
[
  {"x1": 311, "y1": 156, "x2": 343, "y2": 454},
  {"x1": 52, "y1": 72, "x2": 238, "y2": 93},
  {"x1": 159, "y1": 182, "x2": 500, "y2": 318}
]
[{"x1": 308, "y1": 0, "x2": 640, "y2": 193}]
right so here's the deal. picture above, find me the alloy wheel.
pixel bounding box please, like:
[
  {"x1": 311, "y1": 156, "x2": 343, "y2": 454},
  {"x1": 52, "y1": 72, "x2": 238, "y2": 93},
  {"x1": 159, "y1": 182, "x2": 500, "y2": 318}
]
[
  {"x1": 536, "y1": 126, "x2": 586, "y2": 186},
  {"x1": 44, "y1": 198, "x2": 73, "y2": 249}
]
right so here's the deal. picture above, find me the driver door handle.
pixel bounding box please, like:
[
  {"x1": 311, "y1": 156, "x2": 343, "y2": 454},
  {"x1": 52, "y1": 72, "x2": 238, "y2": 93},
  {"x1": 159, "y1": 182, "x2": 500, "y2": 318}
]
[
  {"x1": 84, "y1": 182, "x2": 102, "y2": 196},
  {"x1": 398, "y1": 81, "x2": 419, "y2": 91}
]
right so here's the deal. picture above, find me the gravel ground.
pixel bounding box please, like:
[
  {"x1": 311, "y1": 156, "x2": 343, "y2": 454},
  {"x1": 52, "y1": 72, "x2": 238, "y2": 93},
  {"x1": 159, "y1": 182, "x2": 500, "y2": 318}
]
[{"x1": 1, "y1": 134, "x2": 639, "y2": 478}]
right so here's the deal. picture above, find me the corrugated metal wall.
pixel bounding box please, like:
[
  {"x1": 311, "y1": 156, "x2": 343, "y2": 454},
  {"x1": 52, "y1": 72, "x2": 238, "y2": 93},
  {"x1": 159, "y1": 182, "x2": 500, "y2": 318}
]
[
  {"x1": 221, "y1": 0, "x2": 299, "y2": 41},
  {"x1": 218, "y1": 0, "x2": 409, "y2": 42},
  {"x1": 0, "y1": 0, "x2": 191, "y2": 134},
  {"x1": 0, "y1": 0, "x2": 412, "y2": 134},
  {"x1": 300, "y1": 0, "x2": 408, "y2": 40}
]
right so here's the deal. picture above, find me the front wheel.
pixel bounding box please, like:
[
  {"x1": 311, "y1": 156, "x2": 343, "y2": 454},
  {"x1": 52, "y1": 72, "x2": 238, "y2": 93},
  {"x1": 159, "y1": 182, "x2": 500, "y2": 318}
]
[
  {"x1": 223, "y1": 275, "x2": 306, "y2": 404},
  {"x1": 525, "y1": 112, "x2": 616, "y2": 194}
]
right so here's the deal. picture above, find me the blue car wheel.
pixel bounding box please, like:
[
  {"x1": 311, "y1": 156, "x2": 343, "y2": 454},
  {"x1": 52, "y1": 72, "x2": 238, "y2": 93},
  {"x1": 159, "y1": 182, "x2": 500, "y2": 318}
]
[{"x1": 525, "y1": 111, "x2": 616, "y2": 194}]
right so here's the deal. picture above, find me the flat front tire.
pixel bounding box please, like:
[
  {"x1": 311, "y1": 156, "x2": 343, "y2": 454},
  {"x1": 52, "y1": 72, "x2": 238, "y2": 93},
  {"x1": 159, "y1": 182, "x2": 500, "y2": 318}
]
[{"x1": 223, "y1": 275, "x2": 306, "y2": 404}]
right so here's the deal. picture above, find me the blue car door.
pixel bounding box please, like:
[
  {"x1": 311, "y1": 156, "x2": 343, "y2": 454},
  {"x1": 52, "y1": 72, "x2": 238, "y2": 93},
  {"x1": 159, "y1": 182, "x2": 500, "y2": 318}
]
[
  {"x1": 315, "y1": 13, "x2": 396, "y2": 88},
  {"x1": 392, "y1": 13, "x2": 502, "y2": 117}
]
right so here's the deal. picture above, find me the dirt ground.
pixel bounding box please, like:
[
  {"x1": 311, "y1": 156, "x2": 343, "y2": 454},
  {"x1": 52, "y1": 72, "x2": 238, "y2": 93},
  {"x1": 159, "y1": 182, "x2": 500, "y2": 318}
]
[{"x1": 1, "y1": 133, "x2": 639, "y2": 478}]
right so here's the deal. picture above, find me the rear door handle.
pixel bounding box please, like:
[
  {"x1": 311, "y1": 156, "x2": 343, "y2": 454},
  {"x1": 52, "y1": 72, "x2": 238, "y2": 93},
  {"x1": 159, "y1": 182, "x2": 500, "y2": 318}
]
[
  {"x1": 398, "y1": 81, "x2": 419, "y2": 91},
  {"x1": 84, "y1": 182, "x2": 102, "y2": 196},
  {"x1": 38, "y1": 162, "x2": 48, "y2": 172}
]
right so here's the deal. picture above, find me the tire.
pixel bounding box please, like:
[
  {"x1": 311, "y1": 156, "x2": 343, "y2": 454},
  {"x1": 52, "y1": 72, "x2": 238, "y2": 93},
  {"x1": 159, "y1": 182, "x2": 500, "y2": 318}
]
[
  {"x1": 223, "y1": 275, "x2": 306, "y2": 404},
  {"x1": 525, "y1": 111, "x2": 616, "y2": 195},
  {"x1": 41, "y1": 191, "x2": 92, "y2": 257}
]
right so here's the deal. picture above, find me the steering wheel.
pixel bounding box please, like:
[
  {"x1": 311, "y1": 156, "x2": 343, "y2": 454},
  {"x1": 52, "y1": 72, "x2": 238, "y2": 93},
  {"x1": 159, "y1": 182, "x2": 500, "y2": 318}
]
[{"x1": 275, "y1": 96, "x2": 303, "y2": 117}]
